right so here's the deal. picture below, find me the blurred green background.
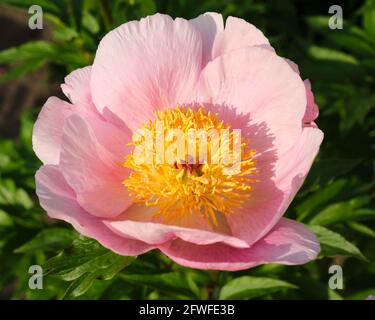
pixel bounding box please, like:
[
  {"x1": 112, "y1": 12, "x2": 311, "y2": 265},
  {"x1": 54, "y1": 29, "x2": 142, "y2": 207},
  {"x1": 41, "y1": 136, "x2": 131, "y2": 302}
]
[{"x1": 0, "y1": 0, "x2": 374, "y2": 300}]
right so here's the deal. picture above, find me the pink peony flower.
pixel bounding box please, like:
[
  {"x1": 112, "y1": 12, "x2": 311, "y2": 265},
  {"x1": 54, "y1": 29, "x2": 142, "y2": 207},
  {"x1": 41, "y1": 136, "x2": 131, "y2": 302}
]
[{"x1": 33, "y1": 13, "x2": 323, "y2": 271}]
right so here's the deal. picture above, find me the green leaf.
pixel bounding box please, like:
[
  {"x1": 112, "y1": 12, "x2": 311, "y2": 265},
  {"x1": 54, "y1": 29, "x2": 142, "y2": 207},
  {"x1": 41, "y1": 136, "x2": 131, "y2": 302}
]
[
  {"x1": 52, "y1": 24, "x2": 79, "y2": 41},
  {"x1": 306, "y1": 15, "x2": 330, "y2": 30},
  {"x1": 327, "y1": 27, "x2": 375, "y2": 56},
  {"x1": 0, "y1": 209, "x2": 13, "y2": 227},
  {"x1": 120, "y1": 272, "x2": 200, "y2": 299},
  {"x1": 346, "y1": 288, "x2": 375, "y2": 300},
  {"x1": 307, "y1": 16, "x2": 375, "y2": 56},
  {"x1": 219, "y1": 276, "x2": 297, "y2": 300},
  {"x1": 82, "y1": 11, "x2": 100, "y2": 34},
  {"x1": 15, "y1": 228, "x2": 77, "y2": 253},
  {"x1": 0, "y1": 58, "x2": 47, "y2": 83},
  {"x1": 45, "y1": 14, "x2": 79, "y2": 41},
  {"x1": 309, "y1": 196, "x2": 374, "y2": 226},
  {"x1": 65, "y1": 272, "x2": 99, "y2": 298},
  {"x1": 0, "y1": 179, "x2": 33, "y2": 209},
  {"x1": 57, "y1": 251, "x2": 131, "y2": 282},
  {"x1": 363, "y1": 0, "x2": 375, "y2": 41},
  {"x1": 44, "y1": 237, "x2": 135, "y2": 298},
  {"x1": 15, "y1": 188, "x2": 34, "y2": 210},
  {"x1": 309, "y1": 225, "x2": 366, "y2": 260},
  {"x1": 347, "y1": 221, "x2": 375, "y2": 238},
  {"x1": 328, "y1": 289, "x2": 344, "y2": 300},
  {"x1": 308, "y1": 46, "x2": 358, "y2": 64},
  {"x1": 249, "y1": 264, "x2": 286, "y2": 277},
  {"x1": 297, "y1": 179, "x2": 347, "y2": 220},
  {"x1": 0, "y1": 41, "x2": 56, "y2": 64},
  {"x1": 0, "y1": 40, "x2": 89, "y2": 82},
  {"x1": 71, "y1": 277, "x2": 113, "y2": 300},
  {"x1": 1, "y1": 0, "x2": 61, "y2": 13}
]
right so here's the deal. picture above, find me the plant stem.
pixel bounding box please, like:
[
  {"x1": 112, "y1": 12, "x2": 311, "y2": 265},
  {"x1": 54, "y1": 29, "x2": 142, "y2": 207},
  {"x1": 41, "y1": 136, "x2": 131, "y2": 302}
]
[{"x1": 207, "y1": 270, "x2": 220, "y2": 300}]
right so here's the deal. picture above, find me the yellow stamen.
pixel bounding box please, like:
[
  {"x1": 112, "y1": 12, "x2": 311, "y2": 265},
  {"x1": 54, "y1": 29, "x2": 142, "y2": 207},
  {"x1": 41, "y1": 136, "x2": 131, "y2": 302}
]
[{"x1": 123, "y1": 107, "x2": 258, "y2": 226}]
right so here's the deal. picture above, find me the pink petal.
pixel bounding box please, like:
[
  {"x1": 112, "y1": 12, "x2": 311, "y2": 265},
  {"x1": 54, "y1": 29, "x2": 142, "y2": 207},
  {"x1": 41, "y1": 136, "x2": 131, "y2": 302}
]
[
  {"x1": 32, "y1": 97, "x2": 73, "y2": 165},
  {"x1": 283, "y1": 62, "x2": 320, "y2": 127},
  {"x1": 35, "y1": 165, "x2": 153, "y2": 256},
  {"x1": 285, "y1": 58, "x2": 300, "y2": 74},
  {"x1": 212, "y1": 16, "x2": 270, "y2": 60},
  {"x1": 104, "y1": 205, "x2": 249, "y2": 248},
  {"x1": 196, "y1": 46, "x2": 306, "y2": 157},
  {"x1": 91, "y1": 13, "x2": 203, "y2": 131},
  {"x1": 159, "y1": 218, "x2": 320, "y2": 271},
  {"x1": 60, "y1": 114, "x2": 132, "y2": 218},
  {"x1": 226, "y1": 126, "x2": 323, "y2": 245},
  {"x1": 275, "y1": 126, "x2": 323, "y2": 196},
  {"x1": 225, "y1": 181, "x2": 285, "y2": 246},
  {"x1": 33, "y1": 67, "x2": 103, "y2": 166},
  {"x1": 190, "y1": 12, "x2": 224, "y2": 67},
  {"x1": 61, "y1": 66, "x2": 92, "y2": 108},
  {"x1": 198, "y1": 104, "x2": 322, "y2": 246},
  {"x1": 303, "y1": 79, "x2": 319, "y2": 126}
]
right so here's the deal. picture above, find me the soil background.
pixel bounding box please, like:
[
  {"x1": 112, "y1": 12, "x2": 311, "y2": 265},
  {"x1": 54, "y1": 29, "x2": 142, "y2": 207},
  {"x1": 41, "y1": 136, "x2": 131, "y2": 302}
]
[{"x1": 0, "y1": 5, "x2": 60, "y2": 139}]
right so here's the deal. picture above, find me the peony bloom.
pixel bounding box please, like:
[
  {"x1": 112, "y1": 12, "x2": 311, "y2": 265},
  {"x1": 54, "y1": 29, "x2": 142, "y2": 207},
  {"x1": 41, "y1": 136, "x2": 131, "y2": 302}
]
[{"x1": 33, "y1": 13, "x2": 323, "y2": 271}]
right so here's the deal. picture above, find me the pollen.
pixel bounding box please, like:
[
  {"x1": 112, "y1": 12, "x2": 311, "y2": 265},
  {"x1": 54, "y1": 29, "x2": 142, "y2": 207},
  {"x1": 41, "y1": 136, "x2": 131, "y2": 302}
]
[{"x1": 123, "y1": 107, "x2": 258, "y2": 226}]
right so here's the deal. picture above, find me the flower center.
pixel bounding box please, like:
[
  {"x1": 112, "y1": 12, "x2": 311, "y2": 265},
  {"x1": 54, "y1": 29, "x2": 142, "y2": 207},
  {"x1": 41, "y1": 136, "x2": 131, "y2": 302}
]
[{"x1": 123, "y1": 107, "x2": 258, "y2": 226}]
